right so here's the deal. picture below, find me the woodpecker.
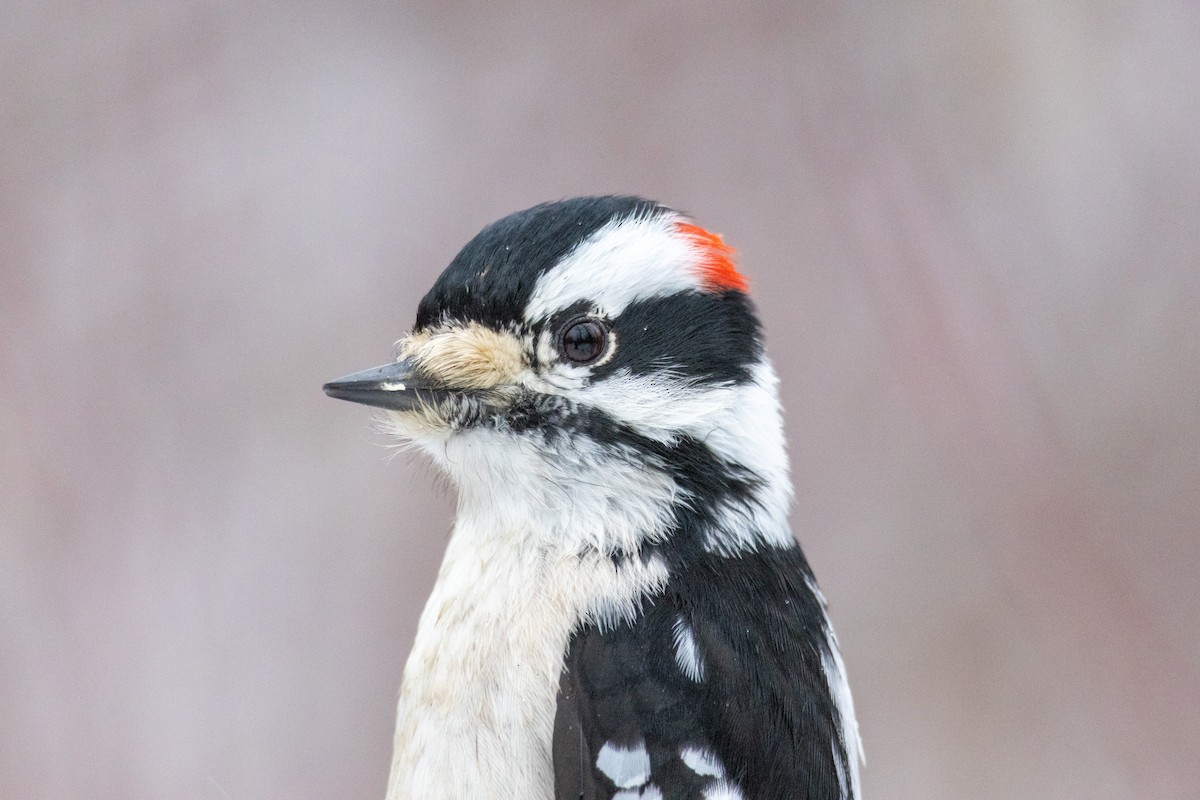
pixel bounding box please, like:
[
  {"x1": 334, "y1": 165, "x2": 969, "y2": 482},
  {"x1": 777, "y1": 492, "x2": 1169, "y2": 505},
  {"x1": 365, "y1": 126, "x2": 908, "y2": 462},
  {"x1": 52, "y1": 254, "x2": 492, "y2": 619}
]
[{"x1": 324, "y1": 196, "x2": 863, "y2": 800}]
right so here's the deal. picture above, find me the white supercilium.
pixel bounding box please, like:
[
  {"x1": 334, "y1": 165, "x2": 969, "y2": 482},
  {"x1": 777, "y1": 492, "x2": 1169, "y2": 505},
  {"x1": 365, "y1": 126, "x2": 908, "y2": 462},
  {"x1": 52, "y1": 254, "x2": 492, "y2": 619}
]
[{"x1": 524, "y1": 212, "x2": 700, "y2": 322}]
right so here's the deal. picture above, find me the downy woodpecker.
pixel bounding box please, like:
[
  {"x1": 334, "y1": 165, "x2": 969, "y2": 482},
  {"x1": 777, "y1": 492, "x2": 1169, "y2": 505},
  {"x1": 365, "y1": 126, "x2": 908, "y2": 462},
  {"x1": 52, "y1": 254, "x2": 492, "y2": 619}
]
[{"x1": 324, "y1": 196, "x2": 863, "y2": 800}]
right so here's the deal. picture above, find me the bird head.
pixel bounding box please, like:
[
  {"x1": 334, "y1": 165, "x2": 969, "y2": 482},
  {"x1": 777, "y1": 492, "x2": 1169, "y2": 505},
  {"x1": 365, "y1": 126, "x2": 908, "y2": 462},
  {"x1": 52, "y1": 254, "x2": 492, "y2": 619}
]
[{"x1": 325, "y1": 197, "x2": 791, "y2": 557}]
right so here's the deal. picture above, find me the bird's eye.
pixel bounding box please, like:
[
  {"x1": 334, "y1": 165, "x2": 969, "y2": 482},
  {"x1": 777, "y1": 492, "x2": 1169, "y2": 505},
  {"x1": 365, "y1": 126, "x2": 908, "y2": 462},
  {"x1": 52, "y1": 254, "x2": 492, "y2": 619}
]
[{"x1": 559, "y1": 317, "x2": 608, "y2": 365}]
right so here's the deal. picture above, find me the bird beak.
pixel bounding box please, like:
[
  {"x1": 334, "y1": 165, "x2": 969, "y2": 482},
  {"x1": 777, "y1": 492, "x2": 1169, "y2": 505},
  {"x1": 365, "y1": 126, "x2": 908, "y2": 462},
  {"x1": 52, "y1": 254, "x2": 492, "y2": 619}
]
[{"x1": 323, "y1": 358, "x2": 434, "y2": 412}]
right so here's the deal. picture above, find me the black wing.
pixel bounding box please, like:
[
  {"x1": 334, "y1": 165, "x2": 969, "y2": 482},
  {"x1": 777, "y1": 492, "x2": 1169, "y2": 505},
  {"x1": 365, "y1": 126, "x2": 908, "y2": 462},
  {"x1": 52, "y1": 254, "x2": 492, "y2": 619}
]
[{"x1": 553, "y1": 546, "x2": 854, "y2": 800}]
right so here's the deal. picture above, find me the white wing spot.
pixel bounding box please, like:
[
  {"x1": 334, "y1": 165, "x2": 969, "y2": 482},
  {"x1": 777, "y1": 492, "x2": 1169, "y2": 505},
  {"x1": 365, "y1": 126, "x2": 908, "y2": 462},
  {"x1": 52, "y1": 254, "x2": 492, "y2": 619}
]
[
  {"x1": 614, "y1": 787, "x2": 663, "y2": 800},
  {"x1": 672, "y1": 616, "x2": 705, "y2": 682},
  {"x1": 680, "y1": 745, "x2": 725, "y2": 779},
  {"x1": 702, "y1": 780, "x2": 745, "y2": 800},
  {"x1": 596, "y1": 740, "x2": 651, "y2": 789}
]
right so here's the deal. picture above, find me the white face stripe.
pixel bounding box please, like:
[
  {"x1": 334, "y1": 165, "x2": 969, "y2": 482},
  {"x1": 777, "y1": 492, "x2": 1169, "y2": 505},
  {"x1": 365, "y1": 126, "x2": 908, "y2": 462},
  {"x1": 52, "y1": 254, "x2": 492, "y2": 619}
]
[
  {"x1": 524, "y1": 212, "x2": 702, "y2": 322},
  {"x1": 692, "y1": 360, "x2": 792, "y2": 552},
  {"x1": 567, "y1": 369, "x2": 736, "y2": 443},
  {"x1": 551, "y1": 359, "x2": 793, "y2": 553}
]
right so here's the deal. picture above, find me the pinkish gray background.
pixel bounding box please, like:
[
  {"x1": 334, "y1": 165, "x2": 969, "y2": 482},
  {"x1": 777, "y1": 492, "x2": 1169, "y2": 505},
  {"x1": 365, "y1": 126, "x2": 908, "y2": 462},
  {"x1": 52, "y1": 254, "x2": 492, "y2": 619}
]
[{"x1": 3, "y1": 3, "x2": 1198, "y2": 798}]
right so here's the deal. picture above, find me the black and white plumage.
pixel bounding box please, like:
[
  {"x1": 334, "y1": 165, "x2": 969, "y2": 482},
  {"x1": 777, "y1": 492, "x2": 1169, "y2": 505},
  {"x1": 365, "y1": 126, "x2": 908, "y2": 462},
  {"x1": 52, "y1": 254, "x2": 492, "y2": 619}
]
[{"x1": 324, "y1": 196, "x2": 863, "y2": 800}]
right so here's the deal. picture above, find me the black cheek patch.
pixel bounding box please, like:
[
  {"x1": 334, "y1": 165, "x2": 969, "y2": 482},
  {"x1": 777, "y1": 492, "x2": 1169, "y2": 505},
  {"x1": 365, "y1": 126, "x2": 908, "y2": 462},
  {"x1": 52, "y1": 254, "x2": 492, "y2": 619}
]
[{"x1": 597, "y1": 290, "x2": 763, "y2": 385}]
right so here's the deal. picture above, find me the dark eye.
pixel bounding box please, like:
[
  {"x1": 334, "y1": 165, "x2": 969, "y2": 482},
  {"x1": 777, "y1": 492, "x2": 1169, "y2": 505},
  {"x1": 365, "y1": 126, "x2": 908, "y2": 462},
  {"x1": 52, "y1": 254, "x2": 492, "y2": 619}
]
[{"x1": 559, "y1": 317, "x2": 608, "y2": 365}]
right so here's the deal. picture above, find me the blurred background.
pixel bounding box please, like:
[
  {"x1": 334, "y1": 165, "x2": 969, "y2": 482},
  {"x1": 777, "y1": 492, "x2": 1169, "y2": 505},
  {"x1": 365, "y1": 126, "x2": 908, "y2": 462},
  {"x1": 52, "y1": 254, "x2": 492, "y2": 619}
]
[{"x1": 3, "y1": 2, "x2": 1198, "y2": 798}]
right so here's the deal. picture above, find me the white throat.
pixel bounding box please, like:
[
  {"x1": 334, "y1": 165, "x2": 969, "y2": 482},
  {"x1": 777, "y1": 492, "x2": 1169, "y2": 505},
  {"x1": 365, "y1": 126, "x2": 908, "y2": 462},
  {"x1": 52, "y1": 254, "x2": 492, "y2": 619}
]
[{"x1": 383, "y1": 460, "x2": 670, "y2": 799}]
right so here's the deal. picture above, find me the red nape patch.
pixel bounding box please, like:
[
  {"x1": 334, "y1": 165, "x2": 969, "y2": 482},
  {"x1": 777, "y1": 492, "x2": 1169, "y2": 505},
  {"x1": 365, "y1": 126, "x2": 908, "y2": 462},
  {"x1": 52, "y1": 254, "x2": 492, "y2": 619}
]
[{"x1": 674, "y1": 221, "x2": 750, "y2": 293}]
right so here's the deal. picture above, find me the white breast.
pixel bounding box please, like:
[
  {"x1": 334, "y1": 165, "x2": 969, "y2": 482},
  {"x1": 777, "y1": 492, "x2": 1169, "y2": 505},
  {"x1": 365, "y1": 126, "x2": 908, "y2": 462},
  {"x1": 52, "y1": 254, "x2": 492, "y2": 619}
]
[{"x1": 385, "y1": 514, "x2": 668, "y2": 800}]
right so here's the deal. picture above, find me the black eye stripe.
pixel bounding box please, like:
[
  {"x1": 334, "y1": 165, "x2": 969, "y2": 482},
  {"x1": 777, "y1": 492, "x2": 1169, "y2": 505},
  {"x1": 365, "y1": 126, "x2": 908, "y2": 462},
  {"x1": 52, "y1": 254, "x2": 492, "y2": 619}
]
[
  {"x1": 559, "y1": 317, "x2": 608, "y2": 364},
  {"x1": 592, "y1": 291, "x2": 762, "y2": 384}
]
